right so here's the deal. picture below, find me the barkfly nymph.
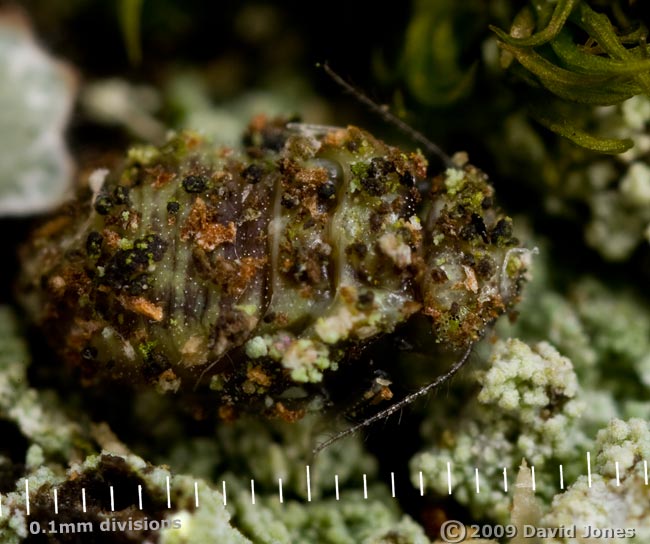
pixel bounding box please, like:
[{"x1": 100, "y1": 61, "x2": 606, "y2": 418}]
[{"x1": 18, "y1": 70, "x2": 531, "y2": 448}]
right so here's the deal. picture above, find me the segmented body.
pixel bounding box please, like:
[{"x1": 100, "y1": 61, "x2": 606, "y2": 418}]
[{"x1": 19, "y1": 117, "x2": 528, "y2": 420}]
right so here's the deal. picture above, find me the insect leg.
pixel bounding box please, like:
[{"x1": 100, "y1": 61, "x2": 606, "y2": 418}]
[{"x1": 313, "y1": 342, "x2": 475, "y2": 454}]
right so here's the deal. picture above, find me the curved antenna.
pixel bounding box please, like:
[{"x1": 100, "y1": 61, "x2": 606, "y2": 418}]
[
  {"x1": 319, "y1": 62, "x2": 453, "y2": 168},
  {"x1": 313, "y1": 342, "x2": 474, "y2": 454}
]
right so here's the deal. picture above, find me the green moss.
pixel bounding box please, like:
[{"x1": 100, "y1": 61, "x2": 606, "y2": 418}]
[{"x1": 491, "y1": 0, "x2": 649, "y2": 152}]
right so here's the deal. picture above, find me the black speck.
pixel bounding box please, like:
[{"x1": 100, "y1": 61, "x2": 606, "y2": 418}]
[
  {"x1": 113, "y1": 186, "x2": 130, "y2": 205},
  {"x1": 81, "y1": 346, "x2": 98, "y2": 360},
  {"x1": 369, "y1": 157, "x2": 394, "y2": 176},
  {"x1": 281, "y1": 193, "x2": 298, "y2": 209},
  {"x1": 317, "y1": 181, "x2": 336, "y2": 199},
  {"x1": 142, "y1": 352, "x2": 170, "y2": 380},
  {"x1": 471, "y1": 213, "x2": 490, "y2": 244},
  {"x1": 86, "y1": 231, "x2": 103, "y2": 257},
  {"x1": 242, "y1": 164, "x2": 265, "y2": 184},
  {"x1": 356, "y1": 290, "x2": 375, "y2": 310},
  {"x1": 476, "y1": 256, "x2": 495, "y2": 279},
  {"x1": 461, "y1": 252, "x2": 475, "y2": 267},
  {"x1": 481, "y1": 196, "x2": 493, "y2": 209},
  {"x1": 139, "y1": 234, "x2": 167, "y2": 261},
  {"x1": 127, "y1": 274, "x2": 150, "y2": 295},
  {"x1": 167, "y1": 201, "x2": 180, "y2": 214},
  {"x1": 491, "y1": 218, "x2": 513, "y2": 243},
  {"x1": 94, "y1": 194, "x2": 114, "y2": 215},
  {"x1": 360, "y1": 157, "x2": 393, "y2": 196},
  {"x1": 346, "y1": 139, "x2": 360, "y2": 152},
  {"x1": 399, "y1": 171, "x2": 415, "y2": 187},
  {"x1": 348, "y1": 242, "x2": 368, "y2": 258},
  {"x1": 182, "y1": 175, "x2": 207, "y2": 193},
  {"x1": 430, "y1": 267, "x2": 448, "y2": 283}
]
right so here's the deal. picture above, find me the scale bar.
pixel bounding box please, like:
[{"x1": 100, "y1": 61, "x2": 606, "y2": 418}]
[
  {"x1": 531, "y1": 466, "x2": 536, "y2": 492},
  {"x1": 25, "y1": 479, "x2": 30, "y2": 516},
  {"x1": 306, "y1": 466, "x2": 312, "y2": 502}
]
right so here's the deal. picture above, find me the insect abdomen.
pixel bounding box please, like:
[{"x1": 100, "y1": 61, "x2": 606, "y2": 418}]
[{"x1": 19, "y1": 118, "x2": 528, "y2": 419}]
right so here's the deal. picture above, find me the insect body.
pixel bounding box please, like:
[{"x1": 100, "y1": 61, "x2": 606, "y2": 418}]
[{"x1": 19, "y1": 117, "x2": 528, "y2": 420}]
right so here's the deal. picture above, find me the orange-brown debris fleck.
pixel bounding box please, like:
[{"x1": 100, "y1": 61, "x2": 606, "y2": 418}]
[
  {"x1": 218, "y1": 404, "x2": 237, "y2": 422},
  {"x1": 102, "y1": 229, "x2": 121, "y2": 250},
  {"x1": 272, "y1": 402, "x2": 306, "y2": 422},
  {"x1": 157, "y1": 369, "x2": 181, "y2": 392},
  {"x1": 182, "y1": 197, "x2": 237, "y2": 250},
  {"x1": 247, "y1": 366, "x2": 272, "y2": 387},
  {"x1": 147, "y1": 165, "x2": 176, "y2": 188},
  {"x1": 118, "y1": 295, "x2": 164, "y2": 321},
  {"x1": 47, "y1": 275, "x2": 66, "y2": 297},
  {"x1": 322, "y1": 128, "x2": 349, "y2": 147}
]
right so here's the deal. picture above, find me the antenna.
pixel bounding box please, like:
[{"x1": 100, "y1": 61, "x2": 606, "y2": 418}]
[
  {"x1": 313, "y1": 342, "x2": 474, "y2": 454},
  {"x1": 319, "y1": 62, "x2": 453, "y2": 168}
]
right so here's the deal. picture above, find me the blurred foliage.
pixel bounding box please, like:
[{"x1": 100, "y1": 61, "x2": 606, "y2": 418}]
[
  {"x1": 396, "y1": 0, "x2": 485, "y2": 106},
  {"x1": 119, "y1": 0, "x2": 143, "y2": 65},
  {"x1": 491, "y1": 0, "x2": 648, "y2": 152},
  {"x1": 392, "y1": 0, "x2": 648, "y2": 153}
]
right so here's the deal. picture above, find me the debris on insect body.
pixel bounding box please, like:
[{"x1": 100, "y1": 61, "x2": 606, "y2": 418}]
[{"x1": 19, "y1": 116, "x2": 530, "y2": 421}]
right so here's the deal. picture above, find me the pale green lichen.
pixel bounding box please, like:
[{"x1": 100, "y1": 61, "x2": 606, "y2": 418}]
[
  {"x1": 410, "y1": 338, "x2": 588, "y2": 522},
  {"x1": 229, "y1": 477, "x2": 430, "y2": 544},
  {"x1": 2, "y1": 304, "x2": 423, "y2": 543},
  {"x1": 0, "y1": 306, "x2": 87, "y2": 461},
  {"x1": 160, "y1": 476, "x2": 250, "y2": 544},
  {"x1": 0, "y1": 10, "x2": 75, "y2": 216},
  {"x1": 244, "y1": 335, "x2": 268, "y2": 359},
  {"x1": 541, "y1": 419, "x2": 650, "y2": 543},
  {"x1": 500, "y1": 246, "x2": 650, "y2": 416},
  {"x1": 213, "y1": 415, "x2": 377, "y2": 501},
  {"x1": 443, "y1": 167, "x2": 465, "y2": 195},
  {"x1": 494, "y1": 95, "x2": 650, "y2": 261}
]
